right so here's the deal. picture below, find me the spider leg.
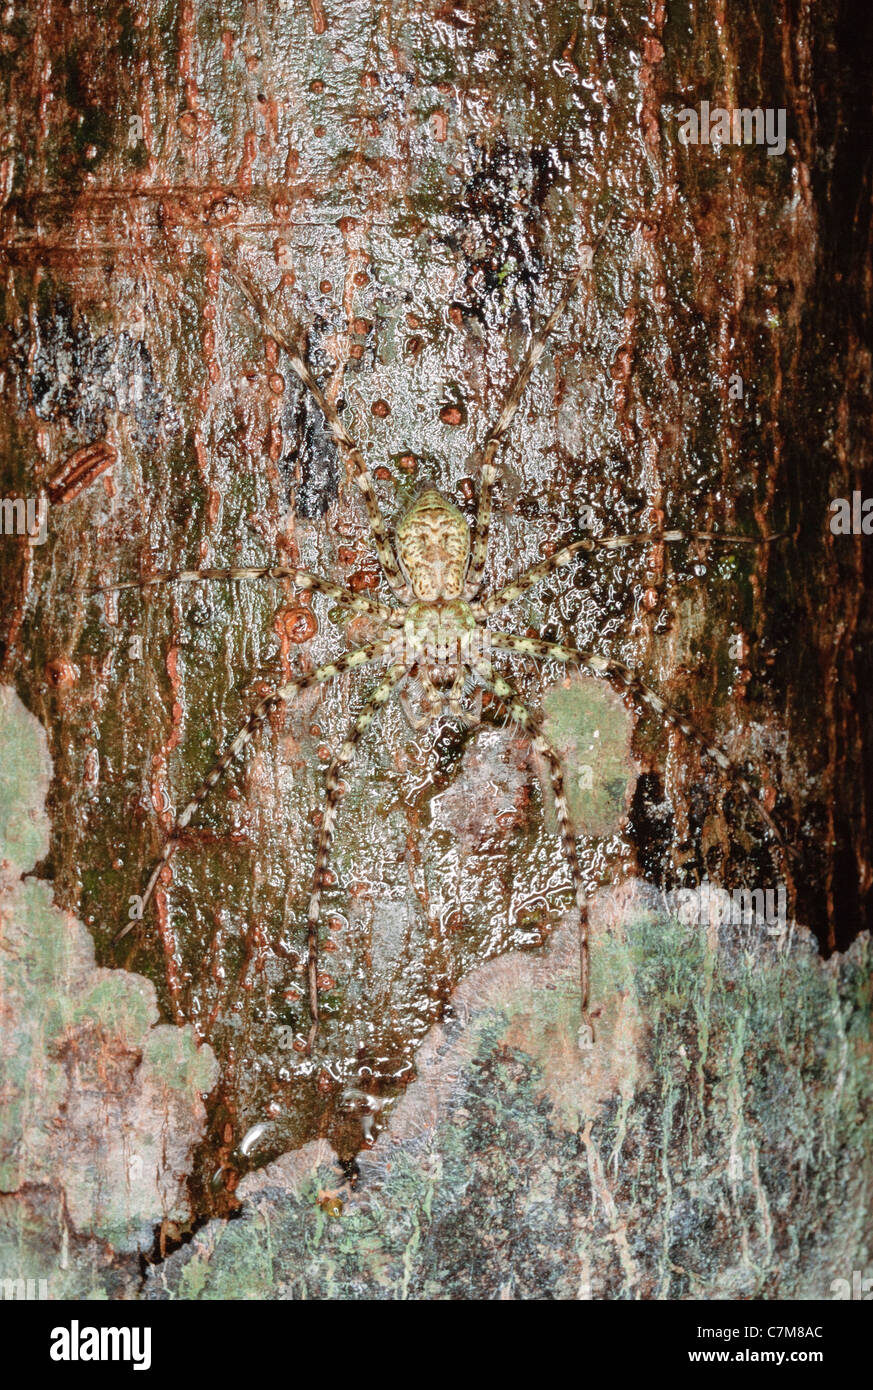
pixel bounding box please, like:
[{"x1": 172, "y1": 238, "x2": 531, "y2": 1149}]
[
  {"x1": 91, "y1": 565, "x2": 400, "y2": 622},
  {"x1": 305, "y1": 661, "x2": 409, "y2": 1049},
  {"x1": 212, "y1": 235, "x2": 413, "y2": 604},
  {"x1": 486, "y1": 632, "x2": 788, "y2": 860},
  {"x1": 446, "y1": 665, "x2": 471, "y2": 722},
  {"x1": 474, "y1": 529, "x2": 785, "y2": 618},
  {"x1": 399, "y1": 691, "x2": 428, "y2": 731},
  {"x1": 472, "y1": 658, "x2": 594, "y2": 1048},
  {"x1": 464, "y1": 213, "x2": 615, "y2": 600},
  {"x1": 397, "y1": 664, "x2": 445, "y2": 730},
  {"x1": 116, "y1": 638, "x2": 394, "y2": 941}
]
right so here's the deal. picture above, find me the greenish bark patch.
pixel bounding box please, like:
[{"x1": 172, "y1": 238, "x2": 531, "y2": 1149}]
[
  {"x1": 143, "y1": 887, "x2": 872, "y2": 1301},
  {"x1": 0, "y1": 686, "x2": 218, "y2": 1293},
  {"x1": 543, "y1": 675, "x2": 634, "y2": 837}
]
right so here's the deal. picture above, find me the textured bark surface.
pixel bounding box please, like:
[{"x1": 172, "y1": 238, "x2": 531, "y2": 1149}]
[
  {"x1": 0, "y1": 0, "x2": 870, "y2": 1297},
  {"x1": 0, "y1": 689, "x2": 217, "y2": 1295},
  {"x1": 1, "y1": 684, "x2": 870, "y2": 1299},
  {"x1": 145, "y1": 897, "x2": 871, "y2": 1301}
]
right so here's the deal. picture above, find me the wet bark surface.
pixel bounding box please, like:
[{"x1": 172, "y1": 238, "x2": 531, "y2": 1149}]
[{"x1": 0, "y1": 0, "x2": 871, "y2": 1290}]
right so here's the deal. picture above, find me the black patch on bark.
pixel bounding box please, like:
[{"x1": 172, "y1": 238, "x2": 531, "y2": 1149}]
[{"x1": 6, "y1": 296, "x2": 176, "y2": 444}]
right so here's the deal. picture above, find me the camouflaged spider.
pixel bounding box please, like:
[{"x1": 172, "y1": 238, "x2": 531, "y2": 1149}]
[{"x1": 111, "y1": 221, "x2": 784, "y2": 1051}]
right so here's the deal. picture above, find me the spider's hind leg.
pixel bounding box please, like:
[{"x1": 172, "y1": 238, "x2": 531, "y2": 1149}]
[
  {"x1": 487, "y1": 631, "x2": 790, "y2": 876},
  {"x1": 117, "y1": 639, "x2": 394, "y2": 941},
  {"x1": 305, "y1": 661, "x2": 409, "y2": 1050},
  {"x1": 472, "y1": 659, "x2": 595, "y2": 1050}
]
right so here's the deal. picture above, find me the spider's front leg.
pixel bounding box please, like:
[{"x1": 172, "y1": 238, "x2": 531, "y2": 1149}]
[
  {"x1": 464, "y1": 214, "x2": 615, "y2": 601},
  {"x1": 210, "y1": 235, "x2": 413, "y2": 605},
  {"x1": 117, "y1": 638, "x2": 395, "y2": 940},
  {"x1": 305, "y1": 661, "x2": 409, "y2": 1050},
  {"x1": 472, "y1": 659, "x2": 595, "y2": 1050},
  {"x1": 90, "y1": 565, "x2": 401, "y2": 625}
]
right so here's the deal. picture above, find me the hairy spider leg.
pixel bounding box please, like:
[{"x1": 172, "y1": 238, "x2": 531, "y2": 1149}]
[
  {"x1": 305, "y1": 661, "x2": 409, "y2": 1048},
  {"x1": 473, "y1": 529, "x2": 779, "y2": 618},
  {"x1": 472, "y1": 659, "x2": 594, "y2": 1047},
  {"x1": 398, "y1": 666, "x2": 444, "y2": 730},
  {"x1": 117, "y1": 639, "x2": 394, "y2": 941},
  {"x1": 464, "y1": 212, "x2": 616, "y2": 601},
  {"x1": 92, "y1": 565, "x2": 399, "y2": 623},
  {"x1": 486, "y1": 632, "x2": 788, "y2": 860},
  {"x1": 213, "y1": 236, "x2": 413, "y2": 604}
]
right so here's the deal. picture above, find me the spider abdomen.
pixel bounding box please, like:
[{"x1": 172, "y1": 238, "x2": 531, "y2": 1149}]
[{"x1": 395, "y1": 489, "x2": 471, "y2": 599}]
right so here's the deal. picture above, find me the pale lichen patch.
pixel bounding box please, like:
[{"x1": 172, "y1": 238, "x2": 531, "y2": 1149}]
[{"x1": 0, "y1": 686, "x2": 218, "y2": 1281}]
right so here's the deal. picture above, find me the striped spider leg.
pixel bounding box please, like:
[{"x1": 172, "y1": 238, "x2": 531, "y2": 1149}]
[
  {"x1": 115, "y1": 637, "x2": 397, "y2": 941},
  {"x1": 464, "y1": 618, "x2": 788, "y2": 1048},
  {"x1": 472, "y1": 529, "x2": 778, "y2": 619},
  {"x1": 465, "y1": 211, "x2": 616, "y2": 600},
  {"x1": 304, "y1": 660, "x2": 409, "y2": 1048},
  {"x1": 210, "y1": 231, "x2": 413, "y2": 604},
  {"x1": 485, "y1": 633, "x2": 786, "y2": 853},
  {"x1": 469, "y1": 525, "x2": 788, "y2": 867},
  {"x1": 94, "y1": 564, "x2": 399, "y2": 616},
  {"x1": 471, "y1": 658, "x2": 596, "y2": 1048},
  {"x1": 95, "y1": 571, "x2": 399, "y2": 941}
]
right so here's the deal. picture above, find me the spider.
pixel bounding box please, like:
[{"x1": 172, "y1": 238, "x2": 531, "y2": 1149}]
[{"x1": 108, "y1": 218, "x2": 784, "y2": 1052}]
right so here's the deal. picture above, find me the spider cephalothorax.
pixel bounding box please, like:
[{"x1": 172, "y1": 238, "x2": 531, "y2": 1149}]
[
  {"x1": 110, "y1": 222, "x2": 786, "y2": 1054},
  {"x1": 398, "y1": 593, "x2": 482, "y2": 728}
]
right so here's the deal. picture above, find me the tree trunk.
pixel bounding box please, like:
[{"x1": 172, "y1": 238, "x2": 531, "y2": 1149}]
[{"x1": 1, "y1": 0, "x2": 870, "y2": 1298}]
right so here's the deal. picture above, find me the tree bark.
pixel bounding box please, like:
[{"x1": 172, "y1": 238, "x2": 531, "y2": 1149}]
[{"x1": 0, "y1": 0, "x2": 870, "y2": 1297}]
